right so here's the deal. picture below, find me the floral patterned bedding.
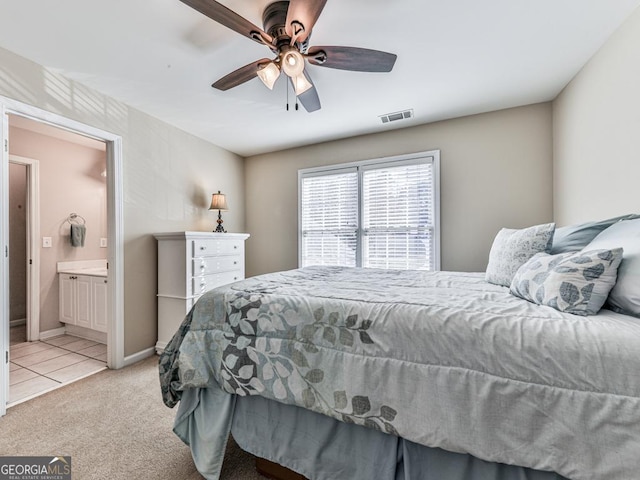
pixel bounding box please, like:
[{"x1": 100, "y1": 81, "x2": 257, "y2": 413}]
[{"x1": 159, "y1": 266, "x2": 640, "y2": 480}]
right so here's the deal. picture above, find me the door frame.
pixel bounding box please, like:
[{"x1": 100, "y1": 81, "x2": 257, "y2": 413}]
[
  {"x1": 8, "y1": 155, "x2": 40, "y2": 342},
  {"x1": 1, "y1": 96, "x2": 125, "y2": 416}
]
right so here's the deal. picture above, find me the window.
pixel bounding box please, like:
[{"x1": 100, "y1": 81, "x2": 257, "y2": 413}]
[{"x1": 299, "y1": 151, "x2": 440, "y2": 270}]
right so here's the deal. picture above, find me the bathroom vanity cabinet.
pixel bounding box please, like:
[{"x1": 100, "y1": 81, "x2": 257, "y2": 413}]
[
  {"x1": 58, "y1": 262, "x2": 108, "y2": 340},
  {"x1": 58, "y1": 270, "x2": 108, "y2": 334}
]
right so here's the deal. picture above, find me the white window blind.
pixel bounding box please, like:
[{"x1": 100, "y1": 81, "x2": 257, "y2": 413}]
[
  {"x1": 301, "y1": 170, "x2": 358, "y2": 267},
  {"x1": 362, "y1": 162, "x2": 435, "y2": 270},
  {"x1": 299, "y1": 152, "x2": 440, "y2": 270}
]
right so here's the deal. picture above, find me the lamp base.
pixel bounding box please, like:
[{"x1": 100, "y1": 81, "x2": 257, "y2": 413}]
[{"x1": 214, "y1": 210, "x2": 226, "y2": 233}]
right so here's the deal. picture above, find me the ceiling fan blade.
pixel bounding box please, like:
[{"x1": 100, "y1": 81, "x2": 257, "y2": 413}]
[
  {"x1": 291, "y1": 71, "x2": 321, "y2": 112},
  {"x1": 285, "y1": 0, "x2": 328, "y2": 43},
  {"x1": 180, "y1": 0, "x2": 272, "y2": 45},
  {"x1": 307, "y1": 46, "x2": 397, "y2": 72},
  {"x1": 212, "y1": 58, "x2": 272, "y2": 91}
]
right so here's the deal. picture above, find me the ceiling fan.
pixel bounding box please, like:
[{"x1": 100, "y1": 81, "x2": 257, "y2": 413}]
[{"x1": 179, "y1": 0, "x2": 398, "y2": 112}]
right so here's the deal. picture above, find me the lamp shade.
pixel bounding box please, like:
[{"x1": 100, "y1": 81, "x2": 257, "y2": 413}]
[{"x1": 209, "y1": 191, "x2": 229, "y2": 211}]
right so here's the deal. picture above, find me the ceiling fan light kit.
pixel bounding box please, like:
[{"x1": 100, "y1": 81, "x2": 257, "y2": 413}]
[
  {"x1": 281, "y1": 47, "x2": 313, "y2": 95},
  {"x1": 179, "y1": 0, "x2": 398, "y2": 112}
]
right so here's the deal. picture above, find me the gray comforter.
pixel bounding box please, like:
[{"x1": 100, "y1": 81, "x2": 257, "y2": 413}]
[{"x1": 159, "y1": 266, "x2": 640, "y2": 480}]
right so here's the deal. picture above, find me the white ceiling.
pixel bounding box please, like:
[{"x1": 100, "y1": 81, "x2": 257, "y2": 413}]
[{"x1": 0, "y1": 0, "x2": 638, "y2": 157}]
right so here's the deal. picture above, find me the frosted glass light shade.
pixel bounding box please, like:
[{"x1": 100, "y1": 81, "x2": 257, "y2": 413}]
[
  {"x1": 292, "y1": 74, "x2": 312, "y2": 95},
  {"x1": 257, "y1": 62, "x2": 280, "y2": 90},
  {"x1": 282, "y1": 50, "x2": 305, "y2": 78}
]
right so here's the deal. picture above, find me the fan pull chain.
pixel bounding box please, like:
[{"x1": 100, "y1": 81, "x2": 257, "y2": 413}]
[{"x1": 285, "y1": 81, "x2": 299, "y2": 111}]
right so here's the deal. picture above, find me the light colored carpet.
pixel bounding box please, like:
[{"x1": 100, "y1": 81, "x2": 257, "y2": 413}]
[{"x1": 0, "y1": 355, "x2": 266, "y2": 480}]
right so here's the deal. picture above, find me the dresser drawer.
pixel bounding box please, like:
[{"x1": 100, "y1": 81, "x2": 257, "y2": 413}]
[
  {"x1": 192, "y1": 270, "x2": 243, "y2": 296},
  {"x1": 193, "y1": 255, "x2": 242, "y2": 275},
  {"x1": 193, "y1": 239, "x2": 243, "y2": 257}
]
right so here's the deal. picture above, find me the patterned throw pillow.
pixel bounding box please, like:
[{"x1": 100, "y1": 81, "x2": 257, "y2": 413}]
[
  {"x1": 485, "y1": 223, "x2": 556, "y2": 287},
  {"x1": 510, "y1": 249, "x2": 624, "y2": 316}
]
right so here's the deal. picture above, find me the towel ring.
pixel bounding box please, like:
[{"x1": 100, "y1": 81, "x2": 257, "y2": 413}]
[{"x1": 67, "y1": 213, "x2": 86, "y2": 225}]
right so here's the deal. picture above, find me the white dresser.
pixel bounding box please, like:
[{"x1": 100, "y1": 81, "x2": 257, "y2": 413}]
[{"x1": 154, "y1": 231, "x2": 250, "y2": 354}]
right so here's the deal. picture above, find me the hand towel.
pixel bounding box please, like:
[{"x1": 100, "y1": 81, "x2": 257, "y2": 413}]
[{"x1": 70, "y1": 223, "x2": 86, "y2": 247}]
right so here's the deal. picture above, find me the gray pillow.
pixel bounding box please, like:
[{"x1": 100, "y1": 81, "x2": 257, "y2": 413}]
[
  {"x1": 485, "y1": 223, "x2": 555, "y2": 287},
  {"x1": 510, "y1": 249, "x2": 623, "y2": 316},
  {"x1": 584, "y1": 218, "x2": 640, "y2": 317},
  {"x1": 551, "y1": 214, "x2": 640, "y2": 254}
]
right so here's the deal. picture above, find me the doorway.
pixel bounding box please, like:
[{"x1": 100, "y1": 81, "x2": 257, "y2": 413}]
[
  {"x1": 7, "y1": 128, "x2": 112, "y2": 406},
  {"x1": 8, "y1": 162, "x2": 27, "y2": 344},
  {"x1": 8, "y1": 155, "x2": 39, "y2": 345},
  {"x1": 1, "y1": 96, "x2": 125, "y2": 417}
]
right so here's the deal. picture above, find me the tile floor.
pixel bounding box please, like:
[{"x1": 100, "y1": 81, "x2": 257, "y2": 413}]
[{"x1": 8, "y1": 330, "x2": 107, "y2": 407}]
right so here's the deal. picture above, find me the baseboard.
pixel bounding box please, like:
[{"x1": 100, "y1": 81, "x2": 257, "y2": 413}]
[
  {"x1": 10, "y1": 318, "x2": 26, "y2": 327},
  {"x1": 39, "y1": 327, "x2": 66, "y2": 340},
  {"x1": 123, "y1": 347, "x2": 156, "y2": 367}
]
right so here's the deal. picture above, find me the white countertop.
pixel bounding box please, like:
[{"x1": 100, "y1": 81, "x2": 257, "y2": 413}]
[
  {"x1": 57, "y1": 260, "x2": 108, "y2": 277},
  {"x1": 58, "y1": 267, "x2": 108, "y2": 277}
]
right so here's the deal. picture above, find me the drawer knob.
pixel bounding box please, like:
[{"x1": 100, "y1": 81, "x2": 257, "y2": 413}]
[
  {"x1": 200, "y1": 246, "x2": 206, "y2": 251},
  {"x1": 104, "y1": 280, "x2": 108, "y2": 284},
  {"x1": 234, "y1": 276, "x2": 238, "y2": 280},
  {"x1": 233, "y1": 245, "x2": 238, "y2": 249},
  {"x1": 233, "y1": 261, "x2": 237, "y2": 265}
]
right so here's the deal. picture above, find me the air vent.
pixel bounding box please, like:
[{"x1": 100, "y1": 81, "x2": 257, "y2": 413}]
[{"x1": 379, "y1": 109, "x2": 413, "y2": 124}]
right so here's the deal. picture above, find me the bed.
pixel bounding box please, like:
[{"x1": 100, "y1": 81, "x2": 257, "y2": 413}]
[{"x1": 159, "y1": 217, "x2": 640, "y2": 480}]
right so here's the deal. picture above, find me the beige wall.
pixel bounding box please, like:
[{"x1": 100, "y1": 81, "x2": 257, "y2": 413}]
[
  {"x1": 0, "y1": 46, "x2": 245, "y2": 356},
  {"x1": 553, "y1": 6, "x2": 640, "y2": 225},
  {"x1": 8, "y1": 163, "x2": 27, "y2": 322},
  {"x1": 9, "y1": 126, "x2": 108, "y2": 332},
  {"x1": 245, "y1": 103, "x2": 553, "y2": 276}
]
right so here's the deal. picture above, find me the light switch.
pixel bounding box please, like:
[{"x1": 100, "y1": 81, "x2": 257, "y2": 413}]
[
  {"x1": 100, "y1": 238, "x2": 108, "y2": 248},
  {"x1": 42, "y1": 237, "x2": 52, "y2": 248}
]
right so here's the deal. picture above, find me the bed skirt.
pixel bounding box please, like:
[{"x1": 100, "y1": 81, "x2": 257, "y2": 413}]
[
  {"x1": 232, "y1": 394, "x2": 568, "y2": 480},
  {"x1": 175, "y1": 386, "x2": 567, "y2": 480}
]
